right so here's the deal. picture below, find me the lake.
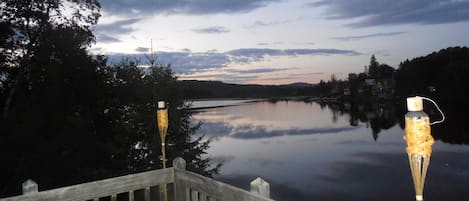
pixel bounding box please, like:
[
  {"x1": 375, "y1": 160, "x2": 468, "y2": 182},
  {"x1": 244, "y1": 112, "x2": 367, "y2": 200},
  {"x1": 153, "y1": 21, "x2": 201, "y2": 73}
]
[{"x1": 190, "y1": 99, "x2": 469, "y2": 201}]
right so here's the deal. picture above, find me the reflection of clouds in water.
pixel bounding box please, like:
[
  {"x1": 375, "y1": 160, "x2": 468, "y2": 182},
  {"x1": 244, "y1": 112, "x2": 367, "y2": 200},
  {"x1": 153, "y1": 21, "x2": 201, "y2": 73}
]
[
  {"x1": 194, "y1": 110, "x2": 278, "y2": 132},
  {"x1": 194, "y1": 110, "x2": 244, "y2": 121},
  {"x1": 335, "y1": 139, "x2": 371, "y2": 145},
  {"x1": 247, "y1": 157, "x2": 289, "y2": 167},
  {"x1": 196, "y1": 120, "x2": 361, "y2": 139},
  {"x1": 275, "y1": 140, "x2": 286, "y2": 144},
  {"x1": 194, "y1": 101, "x2": 345, "y2": 132},
  {"x1": 192, "y1": 101, "x2": 469, "y2": 201},
  {"x1": 314, "y1": 160, "x2": 412, "y2": 200},
  {"x1": 210, "y1": 155, "x2": 236, "y2": 165},
  {"x1": 335, "y1": 138, "x2": 403, "y2": 147},
  {"x1": 196, "y1": 121, "x2": 233, "y2": 137},
  {"x1": 313, "y1": 152, "x2": 469, "y2": 201},
  {"x1": 189, "y1": 100, "x2": 253, "y2": 109},
  {"x1": 231, "y1": 125, "x2": 361, "y2": 139}
]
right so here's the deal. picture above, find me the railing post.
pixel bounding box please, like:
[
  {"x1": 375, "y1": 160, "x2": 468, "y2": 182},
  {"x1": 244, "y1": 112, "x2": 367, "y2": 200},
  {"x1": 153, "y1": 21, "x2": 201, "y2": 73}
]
[
  {"x1": 129, "y1": 190, "x2": 134, "y2": 201},
  {"x1": 144, "y1": 187, "x2": 151, "y2": 201},
  {"x1": 173, "y1": 157, "x2": 186, "y2": 169},
  {"x1": 22, "y1": 179, "x2": 38, "y2": 195},
  {"x1": 173, "y1": 157, "x2": 188, "y2": 201},
  {"x1": 250, "y1": 177, "x2": 270, "y2": 198}
]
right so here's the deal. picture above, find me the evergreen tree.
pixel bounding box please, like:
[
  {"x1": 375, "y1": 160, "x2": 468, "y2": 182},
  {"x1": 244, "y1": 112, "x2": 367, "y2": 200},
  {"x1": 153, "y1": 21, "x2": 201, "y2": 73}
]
[
  {"x1": 0, "y1": 0, "x2": 216, "y2": 197},
  {"x1": 368, "y1": 54, "x2": 380, "y2": 78}
]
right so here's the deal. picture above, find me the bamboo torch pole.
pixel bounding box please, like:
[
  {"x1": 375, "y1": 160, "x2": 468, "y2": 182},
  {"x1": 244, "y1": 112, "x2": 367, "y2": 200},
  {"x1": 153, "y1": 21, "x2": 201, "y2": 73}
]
[
  {"x1": 404, "y1": 96, "x2": 434, "y2": 201},
  {"x1": 157, "y1": 101, "x2": 169, "y2": 201}
]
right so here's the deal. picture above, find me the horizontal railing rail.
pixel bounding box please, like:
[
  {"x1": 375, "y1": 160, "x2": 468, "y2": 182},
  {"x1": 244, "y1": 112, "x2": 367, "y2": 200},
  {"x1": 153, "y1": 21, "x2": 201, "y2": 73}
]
[{"x1": 0, "y1": 157, "x2": 272, "y2": 201}]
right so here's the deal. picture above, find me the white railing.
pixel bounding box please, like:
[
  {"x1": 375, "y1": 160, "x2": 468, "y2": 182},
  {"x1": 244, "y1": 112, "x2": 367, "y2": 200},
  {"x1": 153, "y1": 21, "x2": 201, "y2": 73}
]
[{"x1": 0, "y1": 157, "x2": 272, "y2": 201}]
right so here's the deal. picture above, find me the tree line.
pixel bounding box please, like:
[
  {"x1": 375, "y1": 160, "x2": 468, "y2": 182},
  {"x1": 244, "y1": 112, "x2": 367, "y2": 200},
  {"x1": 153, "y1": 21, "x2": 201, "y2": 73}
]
[
  {"x1": 315, "y1": 47, "x2": 469, "y2": 144},
  {"x1": 315, "y1": 47, "x2": 469, "y2": 103}
]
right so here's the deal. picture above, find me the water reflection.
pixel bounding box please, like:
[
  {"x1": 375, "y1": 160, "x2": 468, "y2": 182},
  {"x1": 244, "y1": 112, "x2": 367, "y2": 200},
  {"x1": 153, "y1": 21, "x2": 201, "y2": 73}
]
[
  {"x1": 320, "y1": 100, "x2": 468, "y2": 144},
  {"x1": 198, "y1": 121, "x2": 360, "y2": 139},
  {"x1": 192, "y1": 100, "x2": 469, "y2": 201},
  {"x1": 321, "y1": 101, "x2": 399, "y2": 141}
]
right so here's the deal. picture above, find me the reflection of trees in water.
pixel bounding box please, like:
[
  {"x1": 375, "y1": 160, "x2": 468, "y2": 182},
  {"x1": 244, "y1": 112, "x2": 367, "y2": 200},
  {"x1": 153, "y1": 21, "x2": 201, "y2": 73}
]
[
  {"x1": 323, "y1": 101, "x2": 399, "y2": 141},
  {"x1": 323, "y1": 100, "x2": 469, "y2": 145},
  {"x1": 430, "y1": 107, "x2": 469, "y2": 145}
]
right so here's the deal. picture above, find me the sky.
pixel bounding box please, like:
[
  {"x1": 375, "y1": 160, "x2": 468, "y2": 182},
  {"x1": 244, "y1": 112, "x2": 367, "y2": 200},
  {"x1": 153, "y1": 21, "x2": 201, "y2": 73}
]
[{"x1": 90, "y1": 0, "x2": 469, "y2": 85}]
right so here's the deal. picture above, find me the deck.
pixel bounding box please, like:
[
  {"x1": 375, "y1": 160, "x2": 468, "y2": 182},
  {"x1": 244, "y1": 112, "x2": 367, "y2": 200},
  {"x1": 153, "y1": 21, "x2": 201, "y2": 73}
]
[{"x1": 0, "y1": 157, "x2": 272, "y2": 201}]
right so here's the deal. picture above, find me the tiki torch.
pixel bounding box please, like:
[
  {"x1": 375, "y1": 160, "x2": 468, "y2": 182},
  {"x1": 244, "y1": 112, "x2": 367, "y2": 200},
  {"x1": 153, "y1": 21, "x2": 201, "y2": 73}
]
[
  {"x1": 404, "y1": 96, "x2": 444, "y2": 201},
  {"x1": 157, "y1": 101, "x2": 169, "y2": 201},
  {"x1": 157, "y1": 101, "x2": 169, "y2": 168}
]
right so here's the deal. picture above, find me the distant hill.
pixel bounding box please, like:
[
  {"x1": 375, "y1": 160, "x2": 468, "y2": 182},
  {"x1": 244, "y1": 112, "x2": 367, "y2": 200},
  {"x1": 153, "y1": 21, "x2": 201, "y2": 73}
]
[
  {"x1": 179, "y1": 80, "x2": 316, "y2": 99},
  {"x1": 287, "y1": 82, "x2": 314, "y2": 87}
]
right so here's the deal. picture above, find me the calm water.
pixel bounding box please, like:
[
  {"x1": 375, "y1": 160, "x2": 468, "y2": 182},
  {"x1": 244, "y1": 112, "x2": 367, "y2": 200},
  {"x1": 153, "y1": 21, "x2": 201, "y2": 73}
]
[{"x1": 191, "y1": 100, "x2": 469, "y2": 201}]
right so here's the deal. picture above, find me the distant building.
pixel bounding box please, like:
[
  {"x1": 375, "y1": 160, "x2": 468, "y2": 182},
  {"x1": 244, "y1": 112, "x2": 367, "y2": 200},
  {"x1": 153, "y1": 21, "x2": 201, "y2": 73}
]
[
  {"x1": 343, "y1": 88, "x2": 351, "y2": 96},
  {"x1": 370, "y1": 78, "x2": 395, "y2": 98},
  {"x1": 365, "y1": 79, "x2": 375, "y2": 86}
]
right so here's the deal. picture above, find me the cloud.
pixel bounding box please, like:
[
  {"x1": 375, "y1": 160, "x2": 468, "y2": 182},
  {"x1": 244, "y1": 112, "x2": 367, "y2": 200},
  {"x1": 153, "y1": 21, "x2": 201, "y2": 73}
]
[
  {"x1": 135, "y1": 47, "x2": 150, "y2": 52},
  {"x1": 227, "y1": 48, "x2": 284, "y2": 58},
  {"x1": 105, "y1": 47, "x2": 360, "y2": 75},
  {"x1": 158, "y1": 51, "x2": 230, "y2": 73},
  {"x1": 191, "y1": 26, "x2": 230, "y2": 34},
  {"x1": 226, "y1": 48, "x2": 361, "y2": 63},
  {"x1": 309, "y1": 0, "x2": 469, "y2": 27},
  {"x1": 94, "y1": 18, "x2": 142, "y2": 43},
  {"x1": 244, "y1": 20, "x2": 289, "y2": 29},
  {"x1": 181, "y1": 67, "x2": 290, "y2": 83},
  {"x1": 256, "y1": 42, "x2": 270, "y2": 46},
  {"x1": 288, "y1": 72, "x2": 324, "y2": 76},
  {"x1": 255, "y1": 72, "x2": 324, "y2": 82},
  {"x1": 284, "y1": 48, "x2": 360, "y2": 55},
  {"x1": 106, "y1": 51, "x2": 230, "y2": 74},
  {"x1": 228, "y1": 68, "x2": 290, "y2": 74},
  {"x1": 88, "y1": 47, "x2": 104, "y2": 54},
  {"x1": 99, "y1": 0, "x2": 279, "y2": 16},
  {"x1": 95, "y1": 18, "x2": 141, "y2": 35},
  {"x1": 180, "y1": 73, "x2": 260, "y2": 84},
  {"x1": 96, "y1": 34, "x2": 121, "y2": 43},
  {"x1": 331, "y1": 31, "x2": 407, "y2": 41}
]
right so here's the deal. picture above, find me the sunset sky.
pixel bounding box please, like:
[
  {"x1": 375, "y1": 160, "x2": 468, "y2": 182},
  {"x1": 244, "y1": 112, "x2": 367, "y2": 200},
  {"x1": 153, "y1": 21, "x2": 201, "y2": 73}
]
[{"x1": 91, "y1": 0, "x2": 469, "y2": 84}]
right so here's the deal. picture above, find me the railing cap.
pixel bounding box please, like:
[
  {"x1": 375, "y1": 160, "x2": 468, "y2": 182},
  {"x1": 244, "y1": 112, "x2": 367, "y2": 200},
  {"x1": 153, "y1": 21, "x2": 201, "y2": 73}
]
[
  {"x1": 22, "y1": 179, "x2": 38, "y2": 195},
  {"x1": 173, "y1": 157, "x2": 186, "y2": 169},
  {"x1": 250, "y1": 177, "x2": 270, "y2": 198}
]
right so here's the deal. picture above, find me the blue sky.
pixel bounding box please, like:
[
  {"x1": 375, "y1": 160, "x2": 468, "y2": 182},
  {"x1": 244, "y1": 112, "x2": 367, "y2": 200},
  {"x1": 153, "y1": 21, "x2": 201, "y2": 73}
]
[{"x1": 90, "y1": 0, "x2": 469, "y2": 84}]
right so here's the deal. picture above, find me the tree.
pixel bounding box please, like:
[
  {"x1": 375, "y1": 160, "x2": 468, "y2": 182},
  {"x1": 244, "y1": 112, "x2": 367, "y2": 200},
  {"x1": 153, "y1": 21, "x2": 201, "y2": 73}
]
[
  {"x1": 0, "y1": 1, "x2": 217, "y2": 197},
  {"x1": 0, "y1": 0, "x2": 104, "y2": 192},
  {"x1": 93, "y1": 60, "x2": 220, "y2": 175},
  {"x1": 367, "y1": 54, "x2": 380, "y2": 78},
  {"x1": 0, "y1": 0, "x2": 100, "y2": 119},
  {"x1": 394, "y1": 46, "x2": 469, "y2": 144}
]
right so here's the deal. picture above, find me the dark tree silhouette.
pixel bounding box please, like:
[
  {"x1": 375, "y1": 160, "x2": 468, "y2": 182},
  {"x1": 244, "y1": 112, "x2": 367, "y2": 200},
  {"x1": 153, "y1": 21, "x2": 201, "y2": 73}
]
[
  {"x1": 368, "y1": 54, "x2": 380, "y2": 78},
  {"x1": 0, "y1": 0, "x2": 217, "y2": 198},
  {"x1": 395, "y1": 46, "x2": 469, "y2": 144}
]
